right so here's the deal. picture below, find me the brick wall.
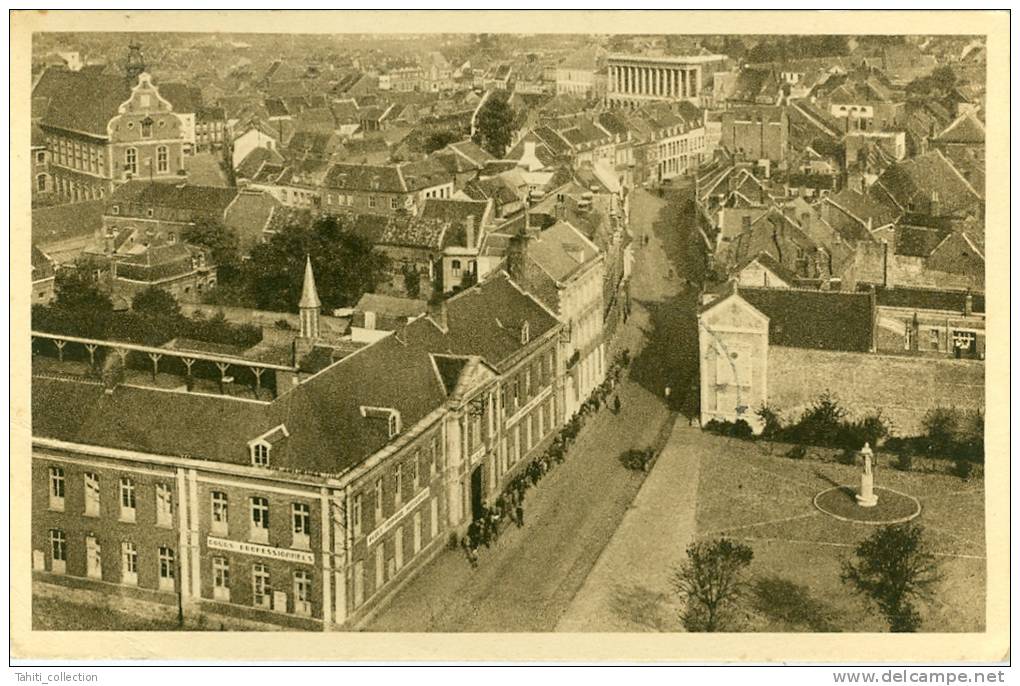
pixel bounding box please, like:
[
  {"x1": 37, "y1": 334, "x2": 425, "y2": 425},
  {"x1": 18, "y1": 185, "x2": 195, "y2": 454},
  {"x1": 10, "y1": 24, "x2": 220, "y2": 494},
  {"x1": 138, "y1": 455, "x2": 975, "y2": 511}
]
[{"x1": 767, "y1": 346, "x2": 985, "y2": 436}]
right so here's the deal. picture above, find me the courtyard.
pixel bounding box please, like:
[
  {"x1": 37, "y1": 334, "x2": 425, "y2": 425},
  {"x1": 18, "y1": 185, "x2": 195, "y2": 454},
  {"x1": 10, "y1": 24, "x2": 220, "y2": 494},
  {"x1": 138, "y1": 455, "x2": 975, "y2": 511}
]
[{"x1": 696, "y1": 435, "x2": 986, "y2": 632}]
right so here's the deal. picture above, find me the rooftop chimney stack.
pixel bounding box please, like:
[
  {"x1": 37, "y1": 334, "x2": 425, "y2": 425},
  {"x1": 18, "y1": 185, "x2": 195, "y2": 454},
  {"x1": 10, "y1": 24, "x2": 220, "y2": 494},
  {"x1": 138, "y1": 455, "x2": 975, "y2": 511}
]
[
  {"x1": 465, "y1": 214, "x2": 476, "y2": 250},
  {"x1": 964, "y1": 290, "x2": 973, "y2": 317}
]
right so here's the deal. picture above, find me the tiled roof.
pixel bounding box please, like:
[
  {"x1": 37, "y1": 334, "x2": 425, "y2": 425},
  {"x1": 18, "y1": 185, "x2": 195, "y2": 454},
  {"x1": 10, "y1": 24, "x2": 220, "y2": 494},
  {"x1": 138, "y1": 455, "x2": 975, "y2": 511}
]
[
  {"x1": 935, "y1": 111, "x2": 985, "y2": 145},
  {"x1": 32, "y1": 376, "x2": 276, "y2": 467},
  {"x1": 157, "y1": 82, "x2": 202, "y2": 113},
  {"x1": 378, "y1": 215, "x2": 450, "y2": 251},
  {"x1": 526, "y1": 220, "x2": 600, "y2": 282},
  {"x1": 32, "y1": 199, "x2": 105, "y2": 246},
  {"x1": 739, "y1": 286, "x2": 874, "y2": 352},
  {"x1": 107, "y1": 181, "x2": 238, "y2": 220},
  {"x1": 355, "y1": 293, "x2": 427, "y2": 318},
  {"x1": 419, "y1": 198, "x2": 491, "y2": 248},
  {"x1": 869, "y1": 285, "x2": 984, "y2": 314},
  {"x1": 871, "y1": 151, "x2": 983, "y2": 214},
  {"x1": 323, "y1": 163, "x2": 405, "y2": 193},
  {"x1": 894, "y1": 225, "x2": 950, "y2": 258},
  {"x1": 38, "y1": 69, "x2": 131, "y2": 137}
]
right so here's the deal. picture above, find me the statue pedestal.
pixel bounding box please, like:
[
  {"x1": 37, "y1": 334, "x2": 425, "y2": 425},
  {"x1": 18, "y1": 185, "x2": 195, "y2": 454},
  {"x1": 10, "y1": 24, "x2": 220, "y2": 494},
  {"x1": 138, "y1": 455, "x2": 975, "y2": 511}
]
[{"x1": 856, "y1": 471, "x2": 878, "y2": 508}]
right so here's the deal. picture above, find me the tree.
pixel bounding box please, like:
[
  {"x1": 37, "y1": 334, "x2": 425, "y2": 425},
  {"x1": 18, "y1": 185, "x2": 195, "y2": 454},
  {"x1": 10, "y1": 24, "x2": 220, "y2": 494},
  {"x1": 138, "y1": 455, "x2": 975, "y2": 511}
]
[
  {"x1": 841, "y1": 524, "x2": 940, "y2": 632},
  {"x1": 184, "y1": 218, "x2": 241, "y2": 271},
  {"x1": 423, "y1": 128, "x2": 462, "y2": 155},
  {"x1": 132, "y1": 286, "x2": 181, "y2": 319},
  {"x1": 671, "y1": 538, "x2": 754, "y2": 631},
  {"x1": 35, "y1": 268, "x2": 115, "y2": 339},
  {"x1": 240, "y1": 214, "x2": 391, "y2": 312},
  {"x1": 474, "y1": 91, "x2": 514, "y2": 158}
]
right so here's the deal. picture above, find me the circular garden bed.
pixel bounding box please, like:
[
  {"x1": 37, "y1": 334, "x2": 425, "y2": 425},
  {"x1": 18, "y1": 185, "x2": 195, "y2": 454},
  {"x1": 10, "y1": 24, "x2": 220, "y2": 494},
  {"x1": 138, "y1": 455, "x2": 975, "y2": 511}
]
[{"x1": 813, "y1": 486, "x2": 921, "y2": 525}]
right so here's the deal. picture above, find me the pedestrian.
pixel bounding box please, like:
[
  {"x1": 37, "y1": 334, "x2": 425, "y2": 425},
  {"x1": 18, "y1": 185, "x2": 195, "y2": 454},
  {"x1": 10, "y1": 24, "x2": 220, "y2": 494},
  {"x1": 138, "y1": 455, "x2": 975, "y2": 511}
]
[
  {"x1": 515, "y1": 502, "x2": 525, "y2": 528},
  {"x1": 462, "y1": 535, "x2": 478, "y2": 569},
  {"x1": 664, "y1": 385, "x2": 671, "y2": 403},
  {"x1": 489, "y1": 506, "x2": 501, "y2": 541},
  {"x1": 468, "y1": 519, "x2": 480, "y2": 550},
  {"x1": 613, "y1": 395, "x2": 622, "y2": 414}
]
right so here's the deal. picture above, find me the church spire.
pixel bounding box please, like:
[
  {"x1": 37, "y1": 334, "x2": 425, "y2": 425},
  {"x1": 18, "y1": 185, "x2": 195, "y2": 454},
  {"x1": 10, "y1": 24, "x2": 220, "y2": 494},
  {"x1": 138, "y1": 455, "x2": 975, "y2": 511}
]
[
  {"x1": 299, "y1": 256, "x2": 321, "y2": 340},
  {"x1": 125, "y1": 43, "x2": 146, "y2": 85}
]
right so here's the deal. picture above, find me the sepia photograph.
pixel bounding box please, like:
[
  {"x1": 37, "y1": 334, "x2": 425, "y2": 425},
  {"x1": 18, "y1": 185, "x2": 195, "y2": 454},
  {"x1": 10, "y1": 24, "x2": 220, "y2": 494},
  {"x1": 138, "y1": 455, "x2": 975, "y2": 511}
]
[{"x1": 9, "y1": 8, "x2": 1009, "y2": 666}]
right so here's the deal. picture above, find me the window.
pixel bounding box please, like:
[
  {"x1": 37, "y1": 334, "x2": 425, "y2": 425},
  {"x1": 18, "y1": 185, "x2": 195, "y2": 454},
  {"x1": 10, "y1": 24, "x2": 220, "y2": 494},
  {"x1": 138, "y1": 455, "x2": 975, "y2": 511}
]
[
  {"x1": 49, "y1": 529, "x2": 67, "y2": 574},
  {"x1": 84, "y1": 472, "x2": 100, "y2": 517},
  {"x1": 252, "y1": 443, "x2": 270, "y2": 467},
  {"x1": 293, "y1": 571, "x2": 312, "y2": 616},
  {"x1": 125, "y1": 147, "x2": 137, "y2": 175},
  {"x1": 411, "y1": 453, "x2": 420, "y2": 491},
  {"x1": 250, "y1": 497, "x2": 270, "y2": 543},
  {"x1": 112, "y1": 205, "x2": 120, "y2": 215},
  {"x1": 394, "y1": 527, "x2": 405, "y2": 570},
  {"x1": 368, "y1": 195, "x2": 377, "y2": 209},
  {"x1": 349, "y1": 493, "x2": 363, "y2": 537},
  {"x1": 141, "y1": 117, "x2": 153, "y2": 138},
  {"x1": 413, "y1": 511, "x2": 423, "y2": 554},
  {"x1": 929, "y1": 328, "x2": 941, "y2": 351},
  {"x1": 451, "y1": 259, "x2": 462, "y2": 276},
  {"x1": 158, "y1": 546, "x2": 175, "y2": 592},
  {"x1": 292, "y1": 503, "x2": 311, "y2": 549},
  {"x1": 86, "y1": 536, "x2": 102, "y2": 579},
  {"x1": 374, "y1": 478, "x2": 384, "y2": 524},
  {"x1": 36, "y1": 174, "x2": 47, "y2": 192},
  {"x1": 374, "y1": 545, "x2": 385, "y2": 590},
  {"x1": 394, "y1": 465, "x2": 403, "y2": 507},
  {"x1": 36, "y1": 151, "x2": 45, "y2": 164},
  {"x1": 252, "y1": 564, "x2": 271, "y2": 609},
  {"x1": 156, "y1": 146, "x2": 168, "y2": 173},
  {"x1": 48, "y1": 466, "x2": 65, "y2": 511},
  {"x1": 211, "y1": 492, "x2": 229, "y2": 535},
  {"x1": 391, "y1": 197, "x2": 400, "y2": 209},
  {"x1": 155, "y1": 483, "x2": 174, "y2": 528},
  {"x1": 121, "y1": 541, "x2": 138, "y2": 585},
  {"x1": 388, "y1": 413, "x2": 399, "y2": 438},
  {"x1": 353, "y1": 560, "x2": 365, "y2": 607},
  {"x1": 212, "y1": 557, "x2": 230, "y2": 601}
]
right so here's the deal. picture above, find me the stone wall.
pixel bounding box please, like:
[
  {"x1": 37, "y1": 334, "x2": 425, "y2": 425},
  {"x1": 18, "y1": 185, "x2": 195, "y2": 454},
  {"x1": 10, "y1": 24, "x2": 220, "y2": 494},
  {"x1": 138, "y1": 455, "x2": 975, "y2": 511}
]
[{"x1": 767, "y1": 346, "x2": 984, "y2": 436}]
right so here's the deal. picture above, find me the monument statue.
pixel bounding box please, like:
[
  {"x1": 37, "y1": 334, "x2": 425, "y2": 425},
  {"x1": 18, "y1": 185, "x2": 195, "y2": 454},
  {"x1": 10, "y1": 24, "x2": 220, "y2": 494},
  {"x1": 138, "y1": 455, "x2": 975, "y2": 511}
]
[{"x1": 855, "y1": 442, "x2": 879, "y2": 507}]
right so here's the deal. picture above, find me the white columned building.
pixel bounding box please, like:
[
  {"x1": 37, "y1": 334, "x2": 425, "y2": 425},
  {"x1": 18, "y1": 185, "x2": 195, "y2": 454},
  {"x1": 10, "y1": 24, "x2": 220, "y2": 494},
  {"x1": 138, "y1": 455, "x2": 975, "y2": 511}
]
[{"x1": 605, "y1": 53, "x2": 725, "y2": 107}]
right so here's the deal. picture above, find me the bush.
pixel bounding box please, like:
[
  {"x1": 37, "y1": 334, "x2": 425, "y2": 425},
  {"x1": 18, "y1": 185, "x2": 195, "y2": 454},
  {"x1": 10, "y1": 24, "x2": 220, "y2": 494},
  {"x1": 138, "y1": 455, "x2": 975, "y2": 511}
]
[
  {"x1": 921, "y1": 407, "x2": 984, "y2": 462},
  {"x1": 951, "y1": 459, "x2": 973, "y2": 480},
  {"x1": 704, "y1": 418, "x2": 754, "y2": 440},
  {"x1": 894, "y1": 453, "x2": 914, "y2": 472},
  {"x1": 619, "y1": 448, "x2": 654, "y2": 471},
  {"x1": 837, "y1": 449, "x2": 857, "y2": 465},
  {"x1": 786, "y1": 445, "x2": 807, "y2": 460},
  {"x1": 756, "y1": 403, "x2": 783, "y2": 440},
  {"x1": 786, "y1": 392, "x2": 848, "y2": 447}
]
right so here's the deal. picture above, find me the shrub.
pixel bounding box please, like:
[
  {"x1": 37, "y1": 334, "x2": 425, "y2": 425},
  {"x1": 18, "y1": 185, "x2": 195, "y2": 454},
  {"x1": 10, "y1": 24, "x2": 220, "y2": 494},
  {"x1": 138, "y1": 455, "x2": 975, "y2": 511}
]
[
  {"x1": 786, "y1": 445, "x2": 807, "y2": 460},
  {"x1": 837, "y1": 449, "x2": 857, "y2": 465},
  {"x1": 951, "y1": 459, "x2": 973, "y2": 480},
  {"x1": 787, "y1": 392, "x2": 848, "y2": 447},
  {"x1": 619, "y1": 448, "x2": 654, "y2": 471},
  {"x1": 894, "y1": 453, "x2": 914, "y2": 472},
  {"x1": 274, "y1": 319, "x2": 293, "y2": 330},
  {"x1": 756, "y1": 403, "x2": 783, "y2": 439}
]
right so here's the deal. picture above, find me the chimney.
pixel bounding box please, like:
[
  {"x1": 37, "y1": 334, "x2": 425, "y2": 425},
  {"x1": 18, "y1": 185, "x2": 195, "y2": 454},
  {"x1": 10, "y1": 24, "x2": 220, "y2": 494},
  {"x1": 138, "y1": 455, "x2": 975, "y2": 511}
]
[
  {"x1": 507, "y1": 226, "x2": 531, "y2": 284},
  {"x1": 428, "y1": 293, "x2": 448, "y2": 333},
  {"x1": 964, "y1": 289, "x2": 973, "y2": 317},
  {"x1": 465, "y1": 214, "x2": 475, "y2": 250},
  {"x1": 882, "y1": 239, "x2": 894, "y2": 288}
]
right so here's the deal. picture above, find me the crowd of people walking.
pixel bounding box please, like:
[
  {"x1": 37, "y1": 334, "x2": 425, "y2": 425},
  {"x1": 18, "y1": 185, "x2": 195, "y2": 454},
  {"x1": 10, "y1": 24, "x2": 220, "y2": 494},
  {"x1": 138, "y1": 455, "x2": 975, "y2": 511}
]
[{"x1": 460, "y1": 348, "x2": 634, "y2": 569}]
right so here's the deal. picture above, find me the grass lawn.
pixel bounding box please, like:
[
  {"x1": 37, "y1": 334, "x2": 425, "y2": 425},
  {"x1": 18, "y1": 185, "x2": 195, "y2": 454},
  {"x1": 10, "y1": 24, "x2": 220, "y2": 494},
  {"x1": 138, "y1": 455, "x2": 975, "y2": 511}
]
[
  {"x1": 33, "y1": 594, "x2": 193, "y2": 631},
  {"x1": 695, "y1": 435, "x2": 985, "y2": 632}
]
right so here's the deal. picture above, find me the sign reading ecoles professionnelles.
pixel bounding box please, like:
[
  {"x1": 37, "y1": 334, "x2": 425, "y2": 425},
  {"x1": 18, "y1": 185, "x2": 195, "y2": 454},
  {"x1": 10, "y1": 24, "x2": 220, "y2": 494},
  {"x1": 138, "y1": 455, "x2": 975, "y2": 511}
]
[
  {"x1": 366, "y1": 487, "x2": 430, "y2": 547},
  {"x1": 206, "y1": 536, "x2": 315, "y2": 565}
]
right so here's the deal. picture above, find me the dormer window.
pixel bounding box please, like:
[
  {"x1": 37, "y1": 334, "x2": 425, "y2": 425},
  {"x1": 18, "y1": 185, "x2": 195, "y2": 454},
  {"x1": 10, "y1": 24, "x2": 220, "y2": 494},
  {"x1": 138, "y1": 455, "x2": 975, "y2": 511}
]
[
  {"x1": 388, "y1": 414, "x2": 399, "y2": 438},
  {"x1": 520, "y1": 320, "x2": 530, "y2": 345},
  {"x1": 146, "y1": 208, "x2": 154, "y2": 218},
  {"x1": 252, "y1": 442, "x2": 270, "y2": 467},
  {"x1": 112, "y1": 206, "x2": 120, "y2": 215}
]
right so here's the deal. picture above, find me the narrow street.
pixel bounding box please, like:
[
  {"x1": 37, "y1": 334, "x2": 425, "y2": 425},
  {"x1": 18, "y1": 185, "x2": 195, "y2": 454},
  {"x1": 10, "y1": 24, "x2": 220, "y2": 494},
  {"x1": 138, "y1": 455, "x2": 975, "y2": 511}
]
[{"x1": 365, "y1": 185, "x2": 704, "y2": 632}]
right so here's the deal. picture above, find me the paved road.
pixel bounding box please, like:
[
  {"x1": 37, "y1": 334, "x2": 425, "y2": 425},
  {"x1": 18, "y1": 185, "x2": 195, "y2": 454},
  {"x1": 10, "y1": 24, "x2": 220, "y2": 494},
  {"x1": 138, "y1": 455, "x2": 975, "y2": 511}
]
[{"x1": 365, "y1": 189, "x2": 689, "y2": 632}]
